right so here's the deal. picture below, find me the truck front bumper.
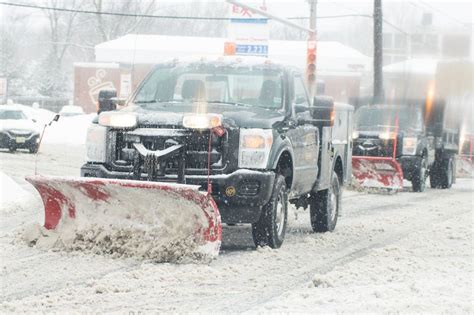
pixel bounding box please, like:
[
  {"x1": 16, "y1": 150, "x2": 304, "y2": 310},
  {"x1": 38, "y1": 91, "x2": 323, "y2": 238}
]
[{"x1": 81, "y1": 164, "x2": 275, "y2": 224}]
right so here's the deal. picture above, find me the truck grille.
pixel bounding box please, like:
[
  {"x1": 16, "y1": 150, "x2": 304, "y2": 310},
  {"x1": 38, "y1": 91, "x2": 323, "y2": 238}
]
[
  {"x1": 110, "y1": 128, "x2": 227, "y2": 176},
  {"x1": 353, "y1": 136, "x2": 402, "y2": 158}
]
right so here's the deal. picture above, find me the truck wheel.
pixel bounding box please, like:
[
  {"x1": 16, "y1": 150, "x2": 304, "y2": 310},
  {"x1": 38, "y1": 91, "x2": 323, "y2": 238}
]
[
  {"x1": 429, "y1": 163, "x2": 440, "y2": 188},
  {"x1": 310, "y1": 171, "x2": 340, "y2": 233},
  {"x1": 251, "y1": 175, "x2": 288, "y2": 249},
  {"x1": 412, "y1": 157, "x2": 427, "y2": 192},
  {"x1": 8, "y1": 146, "x2": 16, "y2": 152},
  {"x1": 439, "y1": 158, "x2": 454, "y2": 189}
]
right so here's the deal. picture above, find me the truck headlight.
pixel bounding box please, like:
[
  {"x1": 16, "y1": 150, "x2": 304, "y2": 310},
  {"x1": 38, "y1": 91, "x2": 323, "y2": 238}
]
[
  {"x1": 182, "y1": 113, "x2": 222, "y2": 130},
  {"x1": 86, "y1": 124, "x2": 107, "y2": 162},
  {"x1": 239, "y1": 129, "x2": 273, "y2": 169},
  {"x1": 402, "y1": 137, "x2": 417, "y2": 155},
  {"x1": 379, "y1": 132, "x2": 397, "y2": 140},
  {"x1": 352, "y1": 131, "x2": 359, "y2": 139},
  {"x1": 99, "y1": 112, "x2": 137, "y2": 129}
]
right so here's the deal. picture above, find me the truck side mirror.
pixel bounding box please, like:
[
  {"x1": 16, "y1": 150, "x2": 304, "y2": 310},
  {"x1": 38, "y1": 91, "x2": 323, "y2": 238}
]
[
  {"x1": 97, "y1": 89, "x2": 118, "y2": 114},
  {"x1": 310, "y1": 96, "x2": 335, "y2": 127}
]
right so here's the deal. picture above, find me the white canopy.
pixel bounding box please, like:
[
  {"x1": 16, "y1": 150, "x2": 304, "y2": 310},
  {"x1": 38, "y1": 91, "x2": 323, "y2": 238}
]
[
  {"x1": 383, "y1": 58, "x2": 439, "y2": 76},
  {"x1": 94, "y1": 34, "x2": 370, "y2": 76}
]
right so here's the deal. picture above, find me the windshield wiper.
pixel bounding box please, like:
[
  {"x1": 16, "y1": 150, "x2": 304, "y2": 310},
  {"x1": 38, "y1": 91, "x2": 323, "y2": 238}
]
[
  {"x1": 206, "y1": 101, "x2": 253, "y2": 108},
  {"x1": 135, "y1": 100, "x2": 183, "y2": 105},
  {"x1": 134, "y1": 100, "x2": 158, "y2": 104}
]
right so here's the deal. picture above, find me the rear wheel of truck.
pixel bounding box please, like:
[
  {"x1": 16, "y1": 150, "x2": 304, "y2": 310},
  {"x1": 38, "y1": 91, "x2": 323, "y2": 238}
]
[
  {"x1": 430, "y1": 157, "x2": 454, "y2": 189},
  {"x1": 310, "y1": 171, "x2": 340, "y2": 233},
  {"x1": 8, "y1": 146, "x2": 16, "y2": 153},
  {"x1": 439, "y1": 157, "x2": 454, "y2": 189},
  {"x1": 252, "y1": 175, "x2": 288, "y2": 249},
  {"x1": 412, "y1": 156, "x2": 427, "y2": 192}
]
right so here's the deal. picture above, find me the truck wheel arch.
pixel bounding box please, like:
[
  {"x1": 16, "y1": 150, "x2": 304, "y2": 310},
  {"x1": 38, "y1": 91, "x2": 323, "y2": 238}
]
[
  {"x1": 333, "y1": 155, "x2": 344, "y2": 184},
  {"x1": 273, "y1": 150, "x2": 294, "y2": 190}
]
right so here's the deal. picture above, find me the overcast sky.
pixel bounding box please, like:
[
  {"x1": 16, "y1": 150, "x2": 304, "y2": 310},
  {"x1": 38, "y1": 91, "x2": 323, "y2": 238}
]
[{"x1": 0, "y1": 0, "x2": 471, "y2": 34}]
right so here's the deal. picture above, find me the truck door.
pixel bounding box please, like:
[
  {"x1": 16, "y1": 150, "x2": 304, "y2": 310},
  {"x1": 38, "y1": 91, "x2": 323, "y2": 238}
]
[{"x1": 287, "y1": 75, "x2": 319, "y2": 195}]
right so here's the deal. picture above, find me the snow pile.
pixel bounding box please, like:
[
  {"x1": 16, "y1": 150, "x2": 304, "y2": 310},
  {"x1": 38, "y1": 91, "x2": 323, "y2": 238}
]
[
  {"x1": 10, "y1": 104, "x2": 93, "y2": 146},
  {"x1": 41, "y1": 114, "x2": 95, "y2": 145},
  {"x1": 23, "y1": 223, "x2": 212, "y2": 263},
  {"x1": 16, "y1": 104, "x2": 56, "y2": 126},
  {"x1": 0, "y1": 172, "x2": 35, "y2": 215},
  {"x1": 21, "y1": 179, "x2": 220, "y2": 263}
]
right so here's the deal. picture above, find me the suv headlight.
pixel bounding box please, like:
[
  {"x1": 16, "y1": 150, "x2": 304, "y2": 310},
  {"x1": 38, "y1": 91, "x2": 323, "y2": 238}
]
[
  {"x1": 239, "y1": 129, "x2": 273, "y2": 169},
  {"x1": 86, "y1": 124, "x2": 107, "y2": 162},
  {"x1": 402, "y1": 137, "x2": 417, "y2": 155}
]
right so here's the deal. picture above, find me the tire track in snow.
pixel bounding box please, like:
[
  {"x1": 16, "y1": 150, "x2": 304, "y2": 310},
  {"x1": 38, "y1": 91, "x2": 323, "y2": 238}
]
[
  {"x1": 3, "y1": 183, "x2": 470, "y2": 308},
  {"x1": 221, "y1": 185, "x2": 472, "y2": 313}
]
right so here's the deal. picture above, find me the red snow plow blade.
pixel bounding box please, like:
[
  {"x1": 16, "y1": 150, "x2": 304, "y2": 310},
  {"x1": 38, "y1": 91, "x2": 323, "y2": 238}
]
[
  {"x1": 352, "y1": 156, "x2": 404, "y2": 190},
  {"x1": 25, "y1": 175, "x2": 222, "y2": 260},
  {"x1": 457, "y1": 156, "x2": 473, "y2": 178}
]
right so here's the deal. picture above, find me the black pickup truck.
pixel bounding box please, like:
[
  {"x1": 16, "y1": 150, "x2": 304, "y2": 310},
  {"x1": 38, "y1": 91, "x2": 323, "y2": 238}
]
[
  {"x1": 81, "y1": 57, "x2": 353, "y2": 248},
  {"x1": 352, "y1": 98, "x2": 459, "y2": 192}
]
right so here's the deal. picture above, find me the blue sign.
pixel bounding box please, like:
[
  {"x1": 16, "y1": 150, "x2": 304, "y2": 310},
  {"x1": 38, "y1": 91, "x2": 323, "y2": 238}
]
[
  {"x1": 230, "y1": 18, "x2": 268, "y2": 24},
  {"x1": 235, "y1": 44, "x2": 268, "y2": 56}
]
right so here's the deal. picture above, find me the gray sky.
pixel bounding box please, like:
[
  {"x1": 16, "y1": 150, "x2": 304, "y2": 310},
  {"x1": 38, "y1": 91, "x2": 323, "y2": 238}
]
[{"x1": 1, "y1": 0, "x2": 471, "y2": 34}]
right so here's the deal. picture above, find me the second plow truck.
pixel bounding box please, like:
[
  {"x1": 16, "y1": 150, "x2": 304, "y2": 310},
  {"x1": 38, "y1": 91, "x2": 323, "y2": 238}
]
[
  {"x1": 27, "y1": 57, "x2": 353, "y2": 259},
  {"x1": 351, "y1": 97, "x2": 459, "y2": 192}
]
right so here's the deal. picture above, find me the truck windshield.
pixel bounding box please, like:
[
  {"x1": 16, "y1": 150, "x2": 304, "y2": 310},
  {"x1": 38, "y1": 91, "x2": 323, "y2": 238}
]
[
  {"x1": 355, "y1": 105, "x2": 423, "y2": 132},
  {"x1": 133, "y1": 63, "x2": 284, "y2": 110}
]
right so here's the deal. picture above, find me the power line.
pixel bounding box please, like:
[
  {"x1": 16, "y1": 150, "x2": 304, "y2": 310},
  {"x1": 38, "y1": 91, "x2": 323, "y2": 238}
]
[
  {"x1": 409, "y1": 0, "x2": 471, "y2": 29},
  {"x1": 1, "y1": 1, "x2": 411, "y2": 36},
  {"x1": 289, "y1": 14, "x2": 410, "y2": 35},
  {"x1": 0, "y1": 1, "x2": 232, "y2": 20}
]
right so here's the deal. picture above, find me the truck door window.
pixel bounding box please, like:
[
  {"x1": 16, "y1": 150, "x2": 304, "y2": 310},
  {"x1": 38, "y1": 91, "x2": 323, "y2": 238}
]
[{"x1": 294, "y1": 76, "x2": 309, "y2": 106}]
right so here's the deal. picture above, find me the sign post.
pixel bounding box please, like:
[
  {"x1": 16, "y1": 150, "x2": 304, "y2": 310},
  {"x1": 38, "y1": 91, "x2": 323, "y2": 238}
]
[
  {"x1": 226, "y1": 0, "x2": 318, "y2": 100},
  {"x1": 227, "y1": 1, "x2": 269, "y2": 57}
]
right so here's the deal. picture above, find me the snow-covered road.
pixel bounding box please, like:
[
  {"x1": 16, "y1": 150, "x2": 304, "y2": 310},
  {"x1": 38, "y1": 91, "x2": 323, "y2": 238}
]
[{"x1": 0, "y1": 145, "x2": 472, "y2": 313}]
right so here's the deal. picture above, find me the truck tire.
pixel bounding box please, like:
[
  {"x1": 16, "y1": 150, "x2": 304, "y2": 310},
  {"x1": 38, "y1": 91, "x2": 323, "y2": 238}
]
[
  {"x1": 251, "y1": 175, "x2": 288, "y2": 249},
  {"x1": 429, "y1": 162, "x2": 440, "y2": 188},
  {"x1": 310, "y1": 171, "x2": 340, "y2": 233},
  {"x1": 412, "y1": 156, "x2": 427, "y2": 192},
  {"x1": 439, "y1": 157, "x2": 454, "y2": 189},
  {"x1": 8, "y1": 146, "x2": 16, "y2": 153},
  {"x1": 430, "y1": 157, "x2": 454, "y2": 189}
]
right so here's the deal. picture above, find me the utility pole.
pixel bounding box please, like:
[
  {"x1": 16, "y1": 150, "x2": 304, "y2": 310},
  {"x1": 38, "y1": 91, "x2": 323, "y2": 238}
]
[
  {"x1": 309, "y1": 0, "x2": 317, "y2": 32},
  {"x1": 307, "y1": 0, "x2": 317, "y2": 100},
  {"x1": 373, "y1": 0, "x2": 384, "y2": 103}
]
